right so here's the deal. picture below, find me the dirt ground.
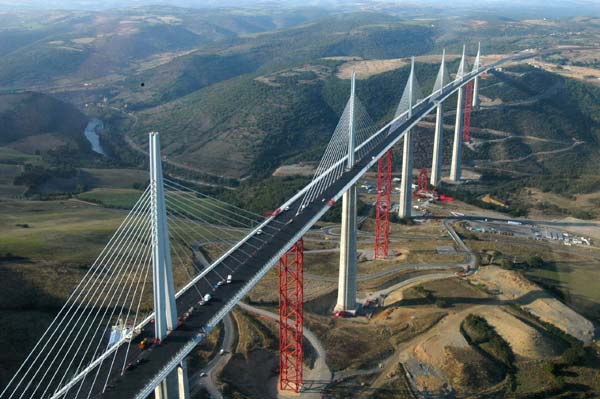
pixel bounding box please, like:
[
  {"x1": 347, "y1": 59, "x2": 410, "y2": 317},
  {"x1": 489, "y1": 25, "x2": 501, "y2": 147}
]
[
  {"x1": 335, "y1": 52, "x2": 523, "y2": 80},
  {"x1": 474, "y1": 307, "x2": 562, "y2": 359},
  {"x1": 471, "y1": 265, "x2": 595, "y2": 343},
  {"x1": 271, "y1": 163, "x2": 316, "y2": 177}
]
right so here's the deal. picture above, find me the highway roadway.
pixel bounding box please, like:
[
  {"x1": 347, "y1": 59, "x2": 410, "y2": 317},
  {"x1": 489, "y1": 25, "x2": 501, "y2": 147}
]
[
  {"x1": 43, "y1": 49, "x2": 547, "y2": 399},
  {"x1": 188, "y1": 313, "x2": 235, "y2": 399}
]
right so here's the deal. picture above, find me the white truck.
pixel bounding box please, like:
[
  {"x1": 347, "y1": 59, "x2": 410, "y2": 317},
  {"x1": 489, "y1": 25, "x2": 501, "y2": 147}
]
[{"x1": 227, "y1": 274, "x2": 232, "y2": 284}]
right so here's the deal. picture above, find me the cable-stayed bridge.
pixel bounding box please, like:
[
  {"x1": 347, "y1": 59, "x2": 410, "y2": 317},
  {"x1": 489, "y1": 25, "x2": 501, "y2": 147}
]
[{"x1": 1, "y1": 46, "x2": 546, "y2": 399}]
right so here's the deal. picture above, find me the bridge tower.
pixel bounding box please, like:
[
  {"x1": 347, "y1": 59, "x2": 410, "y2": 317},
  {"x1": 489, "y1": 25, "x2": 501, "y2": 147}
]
[
  {"x1": 450, "y1": 45, "x2": 467, "y2": 183},
  {"x1": 472, "y1": 42, "x2": 481, "y2": 109},
  {"x1": 431, "y1": 49, "x2": 449, "y2": 187},
  {"x1": 335, "y1": 71, "x2": 358, "y2": 312},
  {"x1": 398, "y1": 57, "x2": 418, "y2": 218},
  {"x1": 149, "y1": 132, "x2": 190, "y2": 399}
]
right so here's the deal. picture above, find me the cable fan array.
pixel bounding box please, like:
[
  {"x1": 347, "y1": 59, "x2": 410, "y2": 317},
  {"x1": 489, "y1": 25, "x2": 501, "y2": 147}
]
[
  {"x1": 1, "y1": 189, "x2": 154, "y2": 399},
  {"x1": 162, "y1": 178, "x2": 284, "y2": 299},
  {"x1": 0, "y1": 181, "x2": 282, "y2": 399},
  {"x1": 298, "y1": 94, "x2": 382, "y2": 211},
  {"x1": 298, "y1": 47, "x2": 483, "y2": 214}
]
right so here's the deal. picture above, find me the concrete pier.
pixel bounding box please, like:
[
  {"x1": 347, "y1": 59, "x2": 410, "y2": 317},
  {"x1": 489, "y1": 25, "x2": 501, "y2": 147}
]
[
  {"x1": 430, "y1": 49, "x2": 448, "y2": 187},
  {"x1": 154, "y1": 361, "x2": 189, "y2": 399},
  {"x1": 430, "y1": 102, "x2": 444, "y2": 186},
  {"x1": 336, "y1": 72, "x2": 358, "y2": 312},
  {"x1": 398, "y1": 130, "x2": 413, "y2": 218},
  {"x1": 335, "y1": 185, "x2": 358, "y2": 311},
  {"x1": 472, "y1": 42, "x2": 481, "y2": 109},
  {"x1": 177, "y1": 360, "x2": 190, "y2": 399},
  {"x1": 450, "y1": 46, "x2": 466, "y2": 183},
  {"x1": 398, "y1": 57, "x2": 417, "y2": 218},
  {"x1": 450, "y1": 85, "x2": 464, "y2": 182},
  {"x1": 472, "y1": 75, "x2": 480, "y2": 109}
]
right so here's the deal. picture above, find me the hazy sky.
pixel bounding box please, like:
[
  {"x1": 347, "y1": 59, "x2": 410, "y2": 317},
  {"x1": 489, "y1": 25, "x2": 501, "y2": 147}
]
[{"x1": 1, "y1": 0, "x2": 599, "y2": 15}]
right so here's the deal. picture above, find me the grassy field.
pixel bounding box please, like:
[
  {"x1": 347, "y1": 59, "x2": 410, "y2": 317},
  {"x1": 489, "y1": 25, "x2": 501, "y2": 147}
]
[
  {"x1": 0, "y1": 199, "x2": 132, "y2": 386},
  {"x1": 0, "y1": 163, "x2": 25, "y2": 198},
  {"x1": 81, "y1": 168, "x2": 147, "y2": 189},
  {"x1": 526, "y1": 262, "x2": 600, "y2": 322},
  {"x1": 0, "y1": 146, "x2": 45, "y2": 198},
  {"x1": 77, "y1": 187, "x2": 145, "y2": 209},
  {"x1": 0, "y1": 200, "x2": 127, "y2": 265},
  {"x1": 0, "y1": 146, "x2": 43, "y2": 164}
]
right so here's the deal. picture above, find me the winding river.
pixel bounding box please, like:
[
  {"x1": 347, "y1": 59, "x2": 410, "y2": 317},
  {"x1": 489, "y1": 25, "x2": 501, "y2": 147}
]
[{"x1": 83, "y1": 118, "x2": 106, "y2": 155}]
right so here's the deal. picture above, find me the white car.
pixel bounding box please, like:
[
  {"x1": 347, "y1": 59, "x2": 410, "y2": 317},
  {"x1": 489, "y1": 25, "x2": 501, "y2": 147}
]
[{"x1": 198, "y1": 293, "x2": 211, "y2": 305}]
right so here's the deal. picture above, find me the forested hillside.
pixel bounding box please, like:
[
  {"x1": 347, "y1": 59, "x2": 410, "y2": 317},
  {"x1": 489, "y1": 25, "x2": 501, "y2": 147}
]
[
  {"x1": 131, "y1": 59, "x2": 446, "y2": 179},
  {"x1": 122, "y1": 13, "x2": 436, "y2": 107},
  {"x1": 0, "y1": 92, "x2": 89, "y2": 152},
  {"x1": 0, "y1": 6, "x2": 330, "y2": 89}
]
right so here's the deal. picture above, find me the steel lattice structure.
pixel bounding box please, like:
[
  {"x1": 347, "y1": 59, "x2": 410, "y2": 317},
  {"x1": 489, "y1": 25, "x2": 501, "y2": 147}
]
[
  {"x1": 463, "y1": 81, "x2": 474, "y2": 143},
  {"x1": 418, "y1": 168, "x2": 430, "y2": 193},
  {"x1": 278, "y1": 239, "x2": 304, "y2": 393},
  {"x1": 374, "y1": 150, "x2": 393, "y2": 259}
]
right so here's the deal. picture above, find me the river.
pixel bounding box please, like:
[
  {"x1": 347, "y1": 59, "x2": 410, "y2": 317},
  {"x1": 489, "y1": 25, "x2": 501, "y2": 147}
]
[{"x1": 83, "y1": 118, "x2": 106, "y2": 155}]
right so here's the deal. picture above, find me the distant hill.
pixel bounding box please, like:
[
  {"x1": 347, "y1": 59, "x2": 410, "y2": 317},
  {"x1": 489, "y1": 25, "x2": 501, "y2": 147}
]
[
  {"x1": 0, "y1": 92, "x2": 89, "y2": 154},
  {"x1": 131, "y1": 60, "x2": 442, "y2": 179},
  {"x1": 0, "y1": 7, "x2": 331, "y2": 90},
  {"x1": 132, "y1": 58, "x2": 600, "y2": 197},
  {"x1": 124, "y1": 13, "x2": 435, "y2": 107}
]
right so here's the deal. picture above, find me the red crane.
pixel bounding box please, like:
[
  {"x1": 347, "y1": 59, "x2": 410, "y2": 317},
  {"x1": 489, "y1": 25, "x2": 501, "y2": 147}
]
[
  {"x1": 463, "y1": 80, "x2": 474, "y2": 143},
  {"x1": 278, "y1": 239, "x2": 304, "y2": 393},
  {"x1": 374, "y1": 150, "x2": 393, "y2": 259}
]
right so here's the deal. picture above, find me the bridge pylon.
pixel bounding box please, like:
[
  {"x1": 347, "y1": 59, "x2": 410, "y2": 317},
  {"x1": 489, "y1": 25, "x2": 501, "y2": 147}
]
[
  {"x1": 450, "y1": 45, "x2": 467, "y2": 183},
  {"x1": 472, "y1": 42, "x2": 481, "y2": 109},
  {"x1": 336, "y1": 71, "x2": 358, "y2": 312},
  {"x1": 431, "y1": 49, "x2": 449, "y2": 187},
  {"x1": 149, "y1": 132, "x2": 190, "y2": 399},
  {"x1": 399, "y1": 57, "x2": 419, "y2": 218}
]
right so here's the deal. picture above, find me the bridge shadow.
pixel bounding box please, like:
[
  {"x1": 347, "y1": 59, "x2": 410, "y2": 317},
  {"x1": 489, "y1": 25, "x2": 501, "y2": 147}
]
[
  {"x1": 424, "y1": 214, "x2": 599, "y2": 228},
  {"x1": 383, "y1": 288, "x2": 554, "y2": 309},
  {"x1": 304, "y1": 378, "x2": 420, "y2": 398},
  {"x1": 301, "y1": 379, "x2": 330, "y2": 393}
]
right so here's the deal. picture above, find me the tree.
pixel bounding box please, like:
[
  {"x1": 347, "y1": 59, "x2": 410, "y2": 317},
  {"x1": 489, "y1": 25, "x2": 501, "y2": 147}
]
[
  {"x1": 525, "y1": 255, "x2": 544, "y2": 269},
  {"x1": 561, "y1": 345, "x2": 585, "y2": 366}
]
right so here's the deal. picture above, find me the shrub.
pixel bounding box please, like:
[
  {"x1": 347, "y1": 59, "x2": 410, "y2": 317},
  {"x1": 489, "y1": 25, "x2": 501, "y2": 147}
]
[
  {"x1": 561, "y1": 345, "x2": 585, "y2": 366},
  {"x1": 525, "y1": 255, "x2": 544, "y2": 269}
]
